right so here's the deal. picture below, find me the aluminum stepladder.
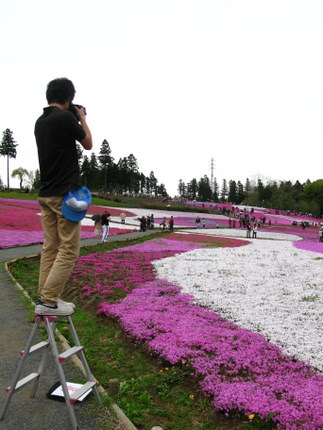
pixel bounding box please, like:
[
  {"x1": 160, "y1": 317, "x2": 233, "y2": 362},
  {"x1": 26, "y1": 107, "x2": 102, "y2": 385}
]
[{"x1": 0, "y1": 313, "x2": 102, "y2": 430}]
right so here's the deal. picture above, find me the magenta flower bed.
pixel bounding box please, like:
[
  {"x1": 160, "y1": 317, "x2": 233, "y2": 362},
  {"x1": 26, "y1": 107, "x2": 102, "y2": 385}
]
[
  {"x1": 268, "y1": 226, "x2": 323, "y2": 254},
  {"x1": 100, "y1": 281, "x2": 322, "y2": 430},
  {"x1": 0, "y1": 198, "x2": 135, "y2": 248},
  {"x1": 67, "y1": 234, "x2": 323, "y2": 430}
]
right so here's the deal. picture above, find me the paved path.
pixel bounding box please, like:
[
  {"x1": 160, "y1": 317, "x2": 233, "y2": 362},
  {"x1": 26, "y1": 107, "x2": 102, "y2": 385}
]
[{"x1": 0, "y1": 230, "x2": 156, "y2": 430}]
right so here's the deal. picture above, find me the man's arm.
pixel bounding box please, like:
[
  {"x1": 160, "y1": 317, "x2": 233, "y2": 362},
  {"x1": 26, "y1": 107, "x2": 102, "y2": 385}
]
[{"x1": 75, "y1": 106, "x2": 93, "y2": 150}]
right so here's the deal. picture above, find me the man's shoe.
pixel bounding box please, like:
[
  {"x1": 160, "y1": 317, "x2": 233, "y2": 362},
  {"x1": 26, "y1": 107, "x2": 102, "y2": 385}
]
[
  {"x1": 36, "y1": 297, "x2": 76, "y2": 310},
  {"x1": 57, "y1": 299, "x2": 76, "y2": 309},
  {"x1": 35, "y1": 301, "x2": 74, "y2": 316}
]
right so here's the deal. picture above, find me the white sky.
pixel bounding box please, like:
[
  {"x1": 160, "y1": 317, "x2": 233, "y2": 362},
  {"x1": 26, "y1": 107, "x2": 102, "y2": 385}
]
[{"x1": 0, "y1": 0, "x2": 322, "y2": 197}]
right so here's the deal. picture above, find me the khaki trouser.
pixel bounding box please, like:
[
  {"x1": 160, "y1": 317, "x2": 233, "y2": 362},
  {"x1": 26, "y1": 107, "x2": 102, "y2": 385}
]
[{"x1": 38, "y1": 196, "x2": 80, "y2": 305}]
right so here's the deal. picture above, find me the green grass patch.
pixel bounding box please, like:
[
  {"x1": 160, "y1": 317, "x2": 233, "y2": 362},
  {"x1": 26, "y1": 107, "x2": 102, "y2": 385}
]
[{"x1": 0, "y1": 190, "x2": 39, "y2": 200}]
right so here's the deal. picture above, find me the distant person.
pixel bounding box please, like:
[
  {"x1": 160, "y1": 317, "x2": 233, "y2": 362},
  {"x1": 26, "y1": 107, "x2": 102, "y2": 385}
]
[
  {"x1": 140, "y1": 216, "x2": 147, "y2": 232},
  {"x1": 101, "y1": 211, "x2": 111, "y2": 242},
  {"x1": 168, "y1": 216, "x2": 174, "y2": 231},
  {"x1": 160, "y1": 217, "x2": 167, "y2": 231},
  {"x1": 34, "y1": 77, "x2": 92, "y2": 316},
  {"x1": 120, "y1": 212, "x2": 126, "y2": 224},
  {"x1": 94, "y1": 218, "x2": 102, "y2": 238},
  {"x1": 195, "y1": 216, "x2": 201, "y2": 228},
  {"x1": 246, "y1": 224, "x2": 251, "y2": 238},
  {"x1": 252, "y1": 225, "x2": 258, "y2": 238}
]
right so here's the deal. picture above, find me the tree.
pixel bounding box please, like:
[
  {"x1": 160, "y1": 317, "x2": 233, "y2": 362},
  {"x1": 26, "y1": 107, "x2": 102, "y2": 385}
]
[
  {"x1": 245, "y1": 178, "x2": 252, "y2": 195},
  {"x1": 127, "y1": 154, "x2": 140, "y2": 194},
  {"x1": 157, "y1": 183, "x2": 168, "y2": 198},
  {"x1": 0, "y1": 128, "x2": 18, "y2": 188},
  {"x1": 178, "y1": 179, "x2": 186, "y2": 196},
  {"x1": 304, "y1": 179, "x2": 323, "y2": 217},
  {"x1": 11, "y1": 167, "x2": 29, "y2": 189},
  {"x1": 236, "y1": 181, "x2": 245, "y2": 204},
  {"x1": 149, "y1": 171, "x2": 158, "y2": 196},
  {"x1": 220, "y1": 179, "x2": 228, "y2": 202},
  {"x1": 198, "y1": 175, "x2": 212, "y2": 201},
  {"x1": 228, "y1": 180, "x2": 237, "y2": 203},
  {"x1": 80, "y1": 155, "x2": 91, "y2": 187},
  {"x1": 98, "y1": 139, "x2": 113, "y2": 192},
  {"x1": 187, "y1": 178, "x2": 198, "y2": 199},
  {"x1": 212, "y1": 178, "x2": 219, "y2": 202},
  {"x1": 32, "y1": 169, "x2": 41, "y2": 190}
]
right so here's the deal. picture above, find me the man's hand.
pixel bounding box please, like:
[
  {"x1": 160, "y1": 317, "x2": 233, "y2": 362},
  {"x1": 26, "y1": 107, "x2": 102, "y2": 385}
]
[
  {"x1": 75, "y1": 106, "x2": 93, "y2": 150},
  {"x1": 74, "y1": 105, "x2": 87, "y2": 121}
]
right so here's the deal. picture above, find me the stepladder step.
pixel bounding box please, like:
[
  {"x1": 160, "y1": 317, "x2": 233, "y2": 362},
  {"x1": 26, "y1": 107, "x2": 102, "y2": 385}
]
[
  {"x1": 7, "y1": 372, "x2": 39, "y2": 393},
  {"x1": 58, "y1": 345, "x2": 84, "y2": 363},
  {"x1": 69, "y1": 381, "x2": 97, "y2": 404},
  {"x1": 21, "y1": 340, "x2": 49, "y2": 356}
]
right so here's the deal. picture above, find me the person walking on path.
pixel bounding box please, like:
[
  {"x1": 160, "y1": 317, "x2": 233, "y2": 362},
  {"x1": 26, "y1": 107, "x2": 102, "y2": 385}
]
[
  {"x1": 101, "y1": 211, "x2": 111, "y2": 242},
  {"x1": 160, "y1": 216, "x2": 167, "y2": 231},
  {"x1": 34, "y1": 77, "x2": 92, "y2": 316},
  {"x1": 168, "y1": 216, "x2": 174, "y2": 231},
  {"x1": 252, "y1": 224, "x2": 258, "y2": 238},
  {"x1": 246, "y1": 224, "x2": 251, "y2": 238}
]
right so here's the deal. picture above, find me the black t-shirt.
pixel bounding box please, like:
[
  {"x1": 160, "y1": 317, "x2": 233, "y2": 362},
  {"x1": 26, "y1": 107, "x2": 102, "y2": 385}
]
[
  {"x1": 34, "y1": 106, "x2": 86, "y2": 197},
  {"x1": 101, "y1": 213, "x2": 110, "y2": 225}
]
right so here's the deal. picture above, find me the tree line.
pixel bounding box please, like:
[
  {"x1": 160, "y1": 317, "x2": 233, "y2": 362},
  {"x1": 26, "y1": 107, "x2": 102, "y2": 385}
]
[
  {"x1": 79, "y1": 139, "x2": 168, "y2": 197},
  {"x1": 0, "y1": 129, "x2": 168, "y2": 197},
  {"x1": 178, "y1": 176, "x2": 323, "y2": 218}
]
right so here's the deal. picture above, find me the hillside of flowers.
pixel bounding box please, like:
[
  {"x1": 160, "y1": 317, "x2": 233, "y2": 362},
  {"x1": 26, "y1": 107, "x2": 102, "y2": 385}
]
[
  {"x1": 0, "y1": 198, "x2": 136, "y2": 248},
  {"x1": 66, "y1": 231, "x2": 323, "y2": 430},
  {"x1": 2, "y1": 197, "x2": 323, "y2": 428}
]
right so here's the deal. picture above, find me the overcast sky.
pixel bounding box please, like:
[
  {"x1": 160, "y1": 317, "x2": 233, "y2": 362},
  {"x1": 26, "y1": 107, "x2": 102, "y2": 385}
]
[{"x1": 0, "y1": 0, "x2": 322, "y2": 197}]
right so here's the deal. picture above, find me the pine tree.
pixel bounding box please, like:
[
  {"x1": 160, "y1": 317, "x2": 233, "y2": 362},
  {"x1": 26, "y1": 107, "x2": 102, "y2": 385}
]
[
  {"x1": 198, "y1": 175, "x2": 212, "y2": 201},
  {"x1": 99, "y1": 139, "x2": 113, "y2": 192},
  {"x1": 228, "y1": 180, "x2": 237, "y2": 203},
  {"x1": 178, "y1": 179, "x2": 186, "y2": 197},
  {"x1": 149, "y1": 171, "x2": 158, "y2": 196},
  {"x1": 221, "y1": 179, "x2": 228, "y2": 202},
  {"x1": 0, "y1": 128, "x2": 18, "y2": 189},
  {"x1": 236, "y1": 181, "x2": 245, "y2": 204},
  {"x1": 213, "y1": 177, "x2": 219, "y2": 202}
]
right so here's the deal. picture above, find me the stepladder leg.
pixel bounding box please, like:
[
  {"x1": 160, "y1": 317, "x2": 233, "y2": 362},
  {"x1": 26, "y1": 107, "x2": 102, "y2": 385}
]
[
  {"x1": 44, "y1": 316, "x2": 79, "y2": 430},
  {"x1": 1, "y1": 313, "x2": 101, "y2": 430},
  {"x1": 66, "y1": 316, "x2": 102, "y2": 407},
  {"x1": 0, "y1": 317, "x2": 41, "y2": 420}
]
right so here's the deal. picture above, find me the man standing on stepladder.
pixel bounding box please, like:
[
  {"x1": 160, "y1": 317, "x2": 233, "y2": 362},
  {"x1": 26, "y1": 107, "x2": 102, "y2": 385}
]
[{"x1": 34, "y1": 78, "x2": 93, "y2": 316}]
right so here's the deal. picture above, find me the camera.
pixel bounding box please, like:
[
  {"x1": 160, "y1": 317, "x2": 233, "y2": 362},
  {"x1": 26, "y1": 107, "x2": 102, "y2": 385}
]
[{"x1": 68, "y1": 103, "x2": 87, "y2": 119}]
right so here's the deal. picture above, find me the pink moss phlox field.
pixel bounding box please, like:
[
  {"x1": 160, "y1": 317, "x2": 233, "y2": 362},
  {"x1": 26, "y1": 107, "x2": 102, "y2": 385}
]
[
  {"x1": 100, "y1": 282, "x2": 323, "y2": 429},
  {"x1": 87, "y1": 205, "x2": 136, "y2": 217},
  {"x1": 69, "y1": 235, "x2": 223, "y2": 300},
  {"x1": 70, "y1": 234, "x2": 322, "y2": 430},
  {"x1": 0, "y1": 198, "x2": 134, "y2": 248},
  {"x1": 268, "y1": 225, "x2": 323, "y2": 254}
]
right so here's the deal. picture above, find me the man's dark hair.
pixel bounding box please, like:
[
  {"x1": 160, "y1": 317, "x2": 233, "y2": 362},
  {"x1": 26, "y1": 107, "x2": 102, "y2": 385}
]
[{"x1": 46, "y1": 78, "x2": 76, "y2": 104}]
